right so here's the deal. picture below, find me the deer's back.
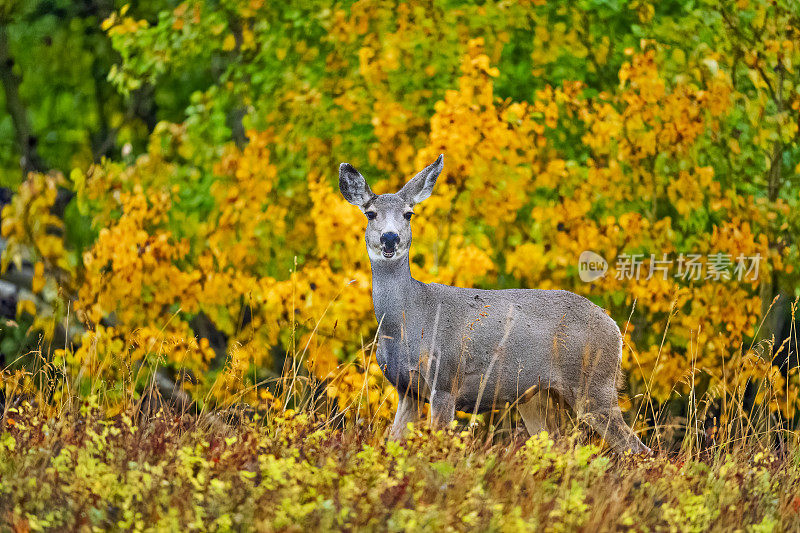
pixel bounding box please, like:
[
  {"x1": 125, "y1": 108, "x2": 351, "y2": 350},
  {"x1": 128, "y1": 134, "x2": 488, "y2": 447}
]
[{"x1": 417, "y1": 284, "x2": 622, "y2": 410}]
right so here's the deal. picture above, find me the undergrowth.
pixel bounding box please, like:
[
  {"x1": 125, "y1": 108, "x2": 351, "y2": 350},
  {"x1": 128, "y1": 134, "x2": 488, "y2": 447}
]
[
  {"x1": 1, "y1": 390, "x2": 798, "y2": 531},
  {"x1": 1, "y1": 303, "x2": 798, "y2": 531}
]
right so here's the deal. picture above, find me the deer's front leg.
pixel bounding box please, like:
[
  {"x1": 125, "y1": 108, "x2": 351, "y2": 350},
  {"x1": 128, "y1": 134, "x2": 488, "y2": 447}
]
[
  {"x1": 429, "y1": 389, "x2": 456, "y2": 428},
  {"x1": 390, "y1": 394, "x2": 421, "y2": 440}
]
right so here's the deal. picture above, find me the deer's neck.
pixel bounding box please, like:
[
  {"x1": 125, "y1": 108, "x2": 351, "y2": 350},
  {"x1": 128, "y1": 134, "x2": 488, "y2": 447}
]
[{"x1": 369, "y1": 254, "x2": 421, "y2": 334}]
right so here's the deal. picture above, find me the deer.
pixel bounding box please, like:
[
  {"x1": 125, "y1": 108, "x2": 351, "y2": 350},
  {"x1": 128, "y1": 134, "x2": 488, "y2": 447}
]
[{"x1": 339, "y1": 154, "x2": 651, "y2": 454}]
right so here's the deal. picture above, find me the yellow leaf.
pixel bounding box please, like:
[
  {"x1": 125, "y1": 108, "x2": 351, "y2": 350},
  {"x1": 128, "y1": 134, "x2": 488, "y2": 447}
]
[
  {"x1": 32, "y1": 262, "x2": 45, "y2": 293},
  {"x1": 222, "y1": 34, "x2": 236, "y2": 52},
  {"x1": 242, "y1": 28, "x2": 255, "y2": 48},
  {"x1": 17, "y1": 299, "x2": 36, "y2": 317},
  {"x1": 101, "y1": 15, "x2": 116, "y2": 31}
]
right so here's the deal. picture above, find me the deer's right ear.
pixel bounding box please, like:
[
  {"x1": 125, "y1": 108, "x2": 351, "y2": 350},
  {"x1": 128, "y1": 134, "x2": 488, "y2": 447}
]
[{"x1": 339, "y1": 163, "x2": 375, "y2": 208}]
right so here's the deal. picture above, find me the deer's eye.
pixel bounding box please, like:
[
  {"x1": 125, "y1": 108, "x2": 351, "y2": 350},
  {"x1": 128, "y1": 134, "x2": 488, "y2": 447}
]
[
  {"x1": 404, "y1": 212, "x2": 414, "y2": 221},
  {"x1": 366, "y1": 211, "x2": 377, "y2": 220}
]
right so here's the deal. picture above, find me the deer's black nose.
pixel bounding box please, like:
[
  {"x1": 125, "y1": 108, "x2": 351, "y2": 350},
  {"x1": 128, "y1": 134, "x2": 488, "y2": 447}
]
[{"x1": 380, "y1": 232, "x2": 400, "y2": 250}]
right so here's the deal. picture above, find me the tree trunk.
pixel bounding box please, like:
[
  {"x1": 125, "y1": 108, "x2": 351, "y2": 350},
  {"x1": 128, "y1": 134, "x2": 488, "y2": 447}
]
[{"x1": 759, "y1": 62, "x2": 785, "y2": 346}]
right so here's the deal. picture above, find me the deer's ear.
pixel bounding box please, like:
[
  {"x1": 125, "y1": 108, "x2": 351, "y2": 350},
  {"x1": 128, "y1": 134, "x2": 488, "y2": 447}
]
[
  {"x1": 398, "y1": 154, "x2": 443, "y2": 205},
  {"x1": 339, "y1": 163, "x2": 375, "y2": 207}
]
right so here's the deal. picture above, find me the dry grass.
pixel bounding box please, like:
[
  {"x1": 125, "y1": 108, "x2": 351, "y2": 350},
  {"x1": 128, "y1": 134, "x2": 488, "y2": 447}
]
[{"x1": 1, "y1": 333, "x2": 799, "y2": 532}]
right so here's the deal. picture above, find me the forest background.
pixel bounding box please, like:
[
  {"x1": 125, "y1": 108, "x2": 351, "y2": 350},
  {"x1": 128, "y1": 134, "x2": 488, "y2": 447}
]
[{"x1": 0, "y1": 0, "x2": 799, "y2": 442}]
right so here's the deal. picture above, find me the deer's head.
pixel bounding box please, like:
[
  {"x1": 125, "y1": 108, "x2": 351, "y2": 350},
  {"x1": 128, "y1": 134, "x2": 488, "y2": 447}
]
[{"x1": 339, "y1": 155, "x2": 443, "y2": 262}]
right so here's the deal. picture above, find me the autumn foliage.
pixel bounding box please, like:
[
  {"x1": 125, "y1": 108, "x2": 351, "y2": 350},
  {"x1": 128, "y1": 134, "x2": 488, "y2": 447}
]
[{"x1": 1, "y1": 0, "x2": 799, "y2": 443}]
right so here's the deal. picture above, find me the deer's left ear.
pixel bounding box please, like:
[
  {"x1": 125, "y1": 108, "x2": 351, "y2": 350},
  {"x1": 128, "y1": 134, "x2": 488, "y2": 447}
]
[{"x1": 398, "y1": 154, "x2": 443, "y2": 205}]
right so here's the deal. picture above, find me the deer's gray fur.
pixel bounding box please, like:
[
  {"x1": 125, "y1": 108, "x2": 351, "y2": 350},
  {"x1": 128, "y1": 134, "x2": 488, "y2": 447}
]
[{"x1": 339, "y1": 155, "x2": 650, "y2": 454}]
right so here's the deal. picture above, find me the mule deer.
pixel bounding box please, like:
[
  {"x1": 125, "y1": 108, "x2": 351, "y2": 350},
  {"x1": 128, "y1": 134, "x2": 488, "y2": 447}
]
[{"x1": 339, "y1": 154, "x2": 650, "y2": 454}]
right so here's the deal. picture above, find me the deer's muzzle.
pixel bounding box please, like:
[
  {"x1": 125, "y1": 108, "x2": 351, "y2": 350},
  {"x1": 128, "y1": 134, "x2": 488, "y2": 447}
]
[{"x1": 380, "y1": 232, "x2": 400, "y2": 257}]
